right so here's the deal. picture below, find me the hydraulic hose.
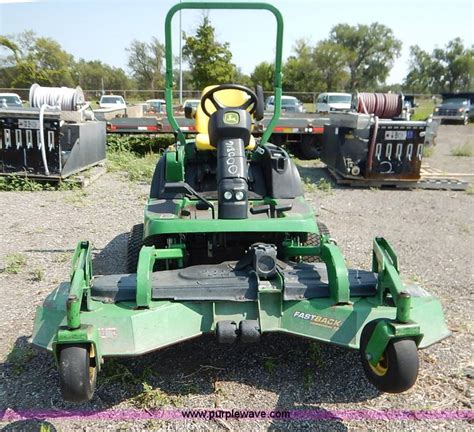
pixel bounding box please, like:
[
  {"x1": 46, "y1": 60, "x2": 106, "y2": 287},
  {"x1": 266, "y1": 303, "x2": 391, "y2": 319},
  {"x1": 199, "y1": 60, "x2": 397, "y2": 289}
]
[
  {"x1": 29, "y1": 84, "x2": 86, "y2": 175},
  {"x1": 356, "y1": 93, "x2": 402, "y2": 119},
  {"x1": 39, "y1": 103, "x2": 60, "y2": 176},
  {"x1": 29, "y1": 83, "x2": 85, "y2": 111}
]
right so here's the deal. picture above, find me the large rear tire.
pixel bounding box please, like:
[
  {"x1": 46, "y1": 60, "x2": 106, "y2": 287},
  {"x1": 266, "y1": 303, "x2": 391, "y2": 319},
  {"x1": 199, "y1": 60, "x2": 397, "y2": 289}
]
[
  {"x1": 126, "y1": 223, "x2": 143, "y2": 273},
  {"x1": 301, "y1": 222, "x2": 330, "y2": 263}
]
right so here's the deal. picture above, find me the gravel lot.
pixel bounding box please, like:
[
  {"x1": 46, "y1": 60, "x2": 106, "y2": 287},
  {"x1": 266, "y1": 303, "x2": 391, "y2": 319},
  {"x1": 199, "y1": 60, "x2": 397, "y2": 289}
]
[{"x1": 0, "y1": 125, "x2": 473, "y2": 431}]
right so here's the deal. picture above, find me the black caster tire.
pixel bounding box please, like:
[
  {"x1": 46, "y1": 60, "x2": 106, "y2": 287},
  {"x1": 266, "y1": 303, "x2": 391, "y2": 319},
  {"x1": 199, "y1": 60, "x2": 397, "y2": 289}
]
[
  {"x1": 126, "y1": 223, "x2": 144, "y2": 273},
  {"x1": 58, "y1": 344, "x2": 97, "y2": 403},
  {"x1": 360, "y1": 320, "x2": 419, "y2": 393},
  {"x1": 239, "y1": 320, "x2": 261, "y2": 343},
  {"x1": 216, "y1": 321, "x2": 238, "y2": 344}
]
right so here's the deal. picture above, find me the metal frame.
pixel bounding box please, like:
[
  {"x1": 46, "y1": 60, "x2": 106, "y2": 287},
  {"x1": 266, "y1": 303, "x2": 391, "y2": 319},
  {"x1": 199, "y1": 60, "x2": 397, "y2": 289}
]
[
  {"x1": 164, "y1": 2, "x2": 284, "y2": 146},
  {"x1": 33, "y1": 238, "x2": 450, "y2": 367}
]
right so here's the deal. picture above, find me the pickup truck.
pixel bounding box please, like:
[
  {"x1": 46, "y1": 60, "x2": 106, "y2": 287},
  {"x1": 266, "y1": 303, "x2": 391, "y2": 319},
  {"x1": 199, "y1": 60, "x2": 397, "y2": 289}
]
[{"x1": 433, "y1": 92, "x2": 473, "y2": 125}]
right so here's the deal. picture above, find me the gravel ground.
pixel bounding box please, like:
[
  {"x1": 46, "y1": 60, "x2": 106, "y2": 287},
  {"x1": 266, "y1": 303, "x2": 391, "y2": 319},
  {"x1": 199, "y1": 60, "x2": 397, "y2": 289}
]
[{"x1": 0, "y1": 125, "x2": 473, "y2": 431}]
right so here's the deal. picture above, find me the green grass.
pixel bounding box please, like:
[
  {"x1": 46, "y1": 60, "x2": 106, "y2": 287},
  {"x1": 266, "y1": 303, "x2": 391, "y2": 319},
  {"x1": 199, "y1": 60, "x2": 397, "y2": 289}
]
[
  {"x1": 423, "y1": 146, "x2": 435, "y2": 158},
  {"x1": 107, "y1": 150, "x2": 158, "y2": 182},
  {"x1": 302, "y1": 343, "x2": 324, "y2": 389},
  {"x1": 1, "y1": 253, "x2": 27, "y2": 274},
  {"x1": 0, "y1": 174, "x2": 82, "y2": 192},
  {"x1": 412, "y1": 98, "x2": 437, "y2": 121},
  {"x1": 304, "y1": 177, "x2": 332, "y2": 193},
  {"x1": 263, "y1": 357, "x2": 278, "y2": 374},
  {"x1": 133, "y1": 382, "x2": 173, "y2": 409},
  {"x1": 106, "y1": 135, "x2": 176, "y2": 183},
  {"x1": 6, "y1": 344, "x2": 36, "y2": 375},
  {"x1": 107, "y1": 134, "x2": 174, "y2": 154},
  {"x1": 30, "y1": 267, "x2": 44, "y2": 282},
  {"x1": 459, "y1": 223, "x2": 470, "y2": 234},
  {"x1": 465, "y1": 185, "x2": 474, "y2": 195},
  {"x1": 451, "y1": 143, "x2": 473, "y2": 157}
]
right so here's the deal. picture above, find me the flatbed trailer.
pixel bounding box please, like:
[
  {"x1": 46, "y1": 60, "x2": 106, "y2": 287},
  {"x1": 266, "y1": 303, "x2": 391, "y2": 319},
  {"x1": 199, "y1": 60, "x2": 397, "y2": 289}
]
[{"x1": 105, "y1": 112, "x2": 329, "y2": 159}]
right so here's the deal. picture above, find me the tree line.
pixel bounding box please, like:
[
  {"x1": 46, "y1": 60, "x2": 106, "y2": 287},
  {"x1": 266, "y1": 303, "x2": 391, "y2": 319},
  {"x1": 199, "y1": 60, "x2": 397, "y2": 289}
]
[{"x1": 1, "y1": 18, "x2": 472, "y2": 95}]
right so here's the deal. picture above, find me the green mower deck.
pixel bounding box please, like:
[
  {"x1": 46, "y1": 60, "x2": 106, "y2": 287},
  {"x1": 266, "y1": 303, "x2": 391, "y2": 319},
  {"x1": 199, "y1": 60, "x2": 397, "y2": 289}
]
[{"x1": 31, "y1": 1, "x2": 449, "y2": 403}]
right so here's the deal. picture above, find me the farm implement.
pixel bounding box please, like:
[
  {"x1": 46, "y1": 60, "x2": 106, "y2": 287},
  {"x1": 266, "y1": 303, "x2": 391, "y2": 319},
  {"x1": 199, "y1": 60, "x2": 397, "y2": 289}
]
[{"x1": 31, "y1": 2, "x2": 449, "y2": 402}]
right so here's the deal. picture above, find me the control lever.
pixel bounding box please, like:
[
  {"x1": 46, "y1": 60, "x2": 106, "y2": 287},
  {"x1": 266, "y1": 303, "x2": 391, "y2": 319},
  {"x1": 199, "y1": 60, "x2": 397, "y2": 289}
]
[{"x1": 165, "y1": 182, "x2": 215, "y2": 219}]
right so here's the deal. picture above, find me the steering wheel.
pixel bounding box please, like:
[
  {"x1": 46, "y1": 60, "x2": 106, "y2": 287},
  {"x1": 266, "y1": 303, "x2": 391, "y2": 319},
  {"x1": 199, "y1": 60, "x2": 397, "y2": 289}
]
[{"x1": 200, "y1": 84, "x2": 258, "y2": 117}]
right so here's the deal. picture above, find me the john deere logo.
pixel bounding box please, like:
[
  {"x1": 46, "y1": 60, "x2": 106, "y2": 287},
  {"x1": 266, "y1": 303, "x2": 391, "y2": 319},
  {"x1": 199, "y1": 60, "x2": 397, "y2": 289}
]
[{"x1": 224, "y1": 111, "x2": 240, "y2": 125}]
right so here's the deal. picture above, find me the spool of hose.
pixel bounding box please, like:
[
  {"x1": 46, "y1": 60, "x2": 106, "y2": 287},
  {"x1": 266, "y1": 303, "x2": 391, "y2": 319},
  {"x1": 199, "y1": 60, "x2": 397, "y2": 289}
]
[
  {"x1": 29, "y1": 83, "x2": 85, "y2": 111},
  {"x1": 356, "y1": 92, "x2": 402, "y2": 119}
]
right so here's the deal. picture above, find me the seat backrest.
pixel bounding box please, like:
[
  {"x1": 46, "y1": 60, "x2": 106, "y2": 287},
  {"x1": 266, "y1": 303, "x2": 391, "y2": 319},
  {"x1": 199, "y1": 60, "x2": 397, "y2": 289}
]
[{"x1": 195, "y1": 85, "x2": 256, "y2": 151}]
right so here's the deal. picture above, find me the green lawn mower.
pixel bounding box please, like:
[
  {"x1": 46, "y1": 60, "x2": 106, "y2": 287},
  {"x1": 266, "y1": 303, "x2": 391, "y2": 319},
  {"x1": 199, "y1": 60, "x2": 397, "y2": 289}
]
[{"x1": 31, "y1": 2, "x2": 449, "y2": 403}]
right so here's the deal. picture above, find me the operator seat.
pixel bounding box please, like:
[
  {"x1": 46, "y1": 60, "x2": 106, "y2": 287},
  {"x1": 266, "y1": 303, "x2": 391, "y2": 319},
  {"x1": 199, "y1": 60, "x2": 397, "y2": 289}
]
[{"x1": 195, "y1": 85, "x2": 256, "y2": 151}]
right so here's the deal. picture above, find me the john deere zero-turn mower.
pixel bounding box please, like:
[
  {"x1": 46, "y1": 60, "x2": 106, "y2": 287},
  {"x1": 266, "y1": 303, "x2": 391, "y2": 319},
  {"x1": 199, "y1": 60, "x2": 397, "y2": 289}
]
[{"x1": 31, "y1": 2, "x2": 449, "y2": 402}]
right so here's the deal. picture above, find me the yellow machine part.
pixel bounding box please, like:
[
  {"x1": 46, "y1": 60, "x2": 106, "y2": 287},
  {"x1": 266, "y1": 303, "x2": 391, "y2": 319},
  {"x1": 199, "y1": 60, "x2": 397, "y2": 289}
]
[{"x1": 195, "y1": 85, "x2": 256, "y2": 151}]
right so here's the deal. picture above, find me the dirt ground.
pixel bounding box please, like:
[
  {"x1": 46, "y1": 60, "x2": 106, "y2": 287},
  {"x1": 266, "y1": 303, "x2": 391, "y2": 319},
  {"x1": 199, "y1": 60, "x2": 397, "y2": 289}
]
[{"x1": 0, "y1": 125, "x2": 473, "y2": 431}]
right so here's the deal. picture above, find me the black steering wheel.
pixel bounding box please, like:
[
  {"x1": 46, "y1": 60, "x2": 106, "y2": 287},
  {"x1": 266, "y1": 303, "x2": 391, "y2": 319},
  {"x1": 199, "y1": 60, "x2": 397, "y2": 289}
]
[{"x1": 200, "y1": 84, "x2": 258, "y2": 117}]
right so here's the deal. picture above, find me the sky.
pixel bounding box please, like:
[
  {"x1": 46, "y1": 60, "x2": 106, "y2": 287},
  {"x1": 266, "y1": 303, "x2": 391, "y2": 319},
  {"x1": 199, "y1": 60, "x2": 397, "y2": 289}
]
[{"x1": 0, "y1": 0, "x2": 473, "y2": 85}]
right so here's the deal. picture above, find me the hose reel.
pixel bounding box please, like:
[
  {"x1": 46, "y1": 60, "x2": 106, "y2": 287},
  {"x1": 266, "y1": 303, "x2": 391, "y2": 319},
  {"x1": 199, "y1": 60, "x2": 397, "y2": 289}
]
[
  {"x1": 28, "y1": 84, "x2": 89, "y2": 175},
  {"x1": 29, "y1": 83, "x2": 86, "y2": 111},
  {"x1": 355, "y1": 92, "x2": 403, "y2": 119}
]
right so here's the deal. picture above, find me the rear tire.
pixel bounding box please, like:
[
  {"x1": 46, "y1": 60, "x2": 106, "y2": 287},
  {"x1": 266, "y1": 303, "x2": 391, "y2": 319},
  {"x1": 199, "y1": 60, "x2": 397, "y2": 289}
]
[
  {"x1": 126, "y1": 223, "x2": 143, "y2": 273},
  {"x1": 301, "y1": 222, "x2": 330, "y2": 263},
  {"x1": 58, "y1": 344, "x2": 97, "y2": 403},
  {"x1": 360, "y1": 320, "x2": 419, "y2": 393}
]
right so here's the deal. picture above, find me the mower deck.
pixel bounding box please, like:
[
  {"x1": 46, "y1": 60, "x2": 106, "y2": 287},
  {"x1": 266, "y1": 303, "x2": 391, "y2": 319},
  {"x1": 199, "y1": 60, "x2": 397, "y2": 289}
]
[{"x1": 32, "y1": 241, "x2": 450, "y2": 358}]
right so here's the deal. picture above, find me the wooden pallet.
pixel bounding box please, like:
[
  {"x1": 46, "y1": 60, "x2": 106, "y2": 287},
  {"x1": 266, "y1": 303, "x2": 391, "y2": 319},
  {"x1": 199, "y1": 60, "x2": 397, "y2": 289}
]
[
  {"x1": 420, "y1": 165, "x2": 474, "y2": 178},
  {"x1": 328, "y1": 167, "x2": 469, "y2": 191}
]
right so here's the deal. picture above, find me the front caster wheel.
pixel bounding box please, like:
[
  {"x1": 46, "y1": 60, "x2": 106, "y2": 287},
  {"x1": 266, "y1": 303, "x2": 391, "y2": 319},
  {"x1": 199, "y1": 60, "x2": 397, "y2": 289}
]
[
  {"x1": 58, "y1": 343, "x2": 97, "y2": 403},
  {"x1": 360, "y1": 320, "x2": 419, "y2": 393}
]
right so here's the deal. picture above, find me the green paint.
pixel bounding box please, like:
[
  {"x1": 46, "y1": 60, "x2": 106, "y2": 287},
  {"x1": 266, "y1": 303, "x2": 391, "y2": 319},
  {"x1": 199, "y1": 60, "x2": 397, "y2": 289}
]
[
  {"x1": 365, "y1": 320, "x2": 422, "y2": 366},
  {"x1": 165, "y1": 145, "x2": 185, "y2": 182},
  {"x1": 320, "y1": 242, "x2": 350, "y2": 304},
  {"x1": 137, "y1": 246, "x2": 184, "y2": 308},
  {"x1": 164, "y1": 2, "x2": 284, "y2": 146}
]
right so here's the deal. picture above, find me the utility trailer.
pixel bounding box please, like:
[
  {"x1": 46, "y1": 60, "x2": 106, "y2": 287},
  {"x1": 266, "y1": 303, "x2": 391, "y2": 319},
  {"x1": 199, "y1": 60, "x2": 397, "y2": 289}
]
[
  {"x1": 105, "y1": 111, "x2": 328, "y2": 159},
  {"x1": 319, "y1": 92, "x2": 447, "y2": 188},
  {"x1": 0, "y1": 85, "x2": 106, "y2": 182},
  {"x1": 322, "y1": 112, "x2": 426, "y2": 185}
]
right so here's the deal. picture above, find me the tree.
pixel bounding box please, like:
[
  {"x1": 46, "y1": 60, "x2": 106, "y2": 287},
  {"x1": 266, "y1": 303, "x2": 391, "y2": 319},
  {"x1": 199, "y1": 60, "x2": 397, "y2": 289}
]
[
  {"x1": 250, "y1": 61, "x2": 274, "y2": 90},
  {"x1": 283, "y1": 39, "x2": 321, "y2": 92},
  {"x1": 329, "y1": 23, "x2": 402, "y2": 90},
  {"x1": 312, "y1": 41, "x2": 350, "y2": 91},
  {"x1": 404, "y1": 39, "x2": 473, "y2": 93},
  {"x1": 182, "y1": 16, "x2": 235, "y2": 89},
  {"x1": 74, "y1": 59, "x2": 132, "y2": 90},
  {"x1": 234, "y1": 67, "x2": 253, "y2": 88},
  {"x1": 403, "y1": 46, "x2": 439, "y2": 93},
  {"x1": 126, "y1": 37, "x2": 165, "y2": 90},
  {"x1": 0, "y1": 31, "x2": 75, "y2": 87}
]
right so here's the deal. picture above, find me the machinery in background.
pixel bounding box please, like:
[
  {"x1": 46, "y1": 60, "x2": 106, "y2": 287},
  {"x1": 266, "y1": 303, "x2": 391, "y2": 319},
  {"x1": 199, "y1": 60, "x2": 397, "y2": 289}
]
[
  {"x1": 321, "y1": 92, "x2": 430, "y2": 185},
  {"x1": 0, "y1": 84, "x2": 106, "y2": 180}
]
